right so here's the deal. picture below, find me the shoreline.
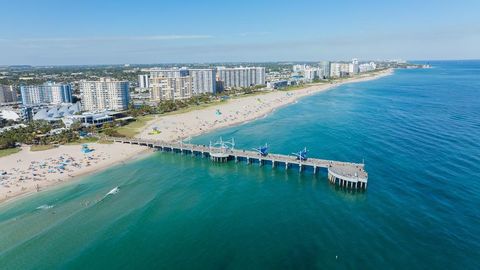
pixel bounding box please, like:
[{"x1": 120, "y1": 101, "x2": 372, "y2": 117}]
[
  {"x1": 0, "y1": 143, "x2": 151, "y2": 206},
  {"x1": 0, "y1": 69, "x2": 392, "y2": 206},
  {"x1": 137, "y1": 68, "x2": 394, "y2": 142}
]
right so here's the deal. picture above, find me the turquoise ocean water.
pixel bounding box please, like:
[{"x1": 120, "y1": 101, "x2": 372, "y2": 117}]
[{"x1": 0, "y1": 61, "x2": 479, "y2": 269}]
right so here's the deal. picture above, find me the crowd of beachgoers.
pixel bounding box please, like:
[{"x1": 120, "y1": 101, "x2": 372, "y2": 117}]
[{"x1": 0, "y1": 143, "x2": 148, "y2": 204}]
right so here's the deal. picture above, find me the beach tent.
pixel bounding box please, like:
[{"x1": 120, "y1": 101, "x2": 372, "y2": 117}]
[{"x1": 81, "y1": 144, "x2": 93, "y2": 153}]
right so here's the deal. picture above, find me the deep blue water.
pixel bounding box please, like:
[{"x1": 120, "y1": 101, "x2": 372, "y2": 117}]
[{"x1": 1, "y1": 61, "x2": 479, "y2": 269}]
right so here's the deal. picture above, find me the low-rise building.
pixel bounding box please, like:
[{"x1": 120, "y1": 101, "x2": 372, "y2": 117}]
[
  {"x1": 32, "y1": 103, "x2": 81, "y2": 122},
  {"x1": 63, "y1": 111, "x2": 132, "y2": 128},
  {"x1": 266, "y1": 80, "x2": 288, "y2": 89},
  {"x1": 0, "y1": 110, "x2": 21, "y2": 121}
]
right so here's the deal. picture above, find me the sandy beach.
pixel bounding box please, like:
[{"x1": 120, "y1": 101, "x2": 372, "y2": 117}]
[
  {"x1": 138, "y1": 69, "x2": 393, "y2": 142},
  {"x1": 0, "y1": 69, "x2": 391, "y2": 205},
  {"x1": 0, "y1": 143, "x2": 149, "y2": 204}
]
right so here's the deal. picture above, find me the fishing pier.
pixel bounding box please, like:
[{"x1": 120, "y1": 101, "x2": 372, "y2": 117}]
[{"x1": 107, "y1": 137, "x2": 368, "y2": 190}]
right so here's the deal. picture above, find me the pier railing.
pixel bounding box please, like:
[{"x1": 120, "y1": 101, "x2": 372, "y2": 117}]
[{"x1": 104, "y1": 137, "x2": 368, "y2": 190}]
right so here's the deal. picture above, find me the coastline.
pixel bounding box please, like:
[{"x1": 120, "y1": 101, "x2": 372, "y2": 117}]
[
  {"x1": 0, "y1": 143, "x2": 150, "y2": 206},
  {"x1": 0, "y1": 69, "x2": 392, "y2": 205},
  {"x1": 137, "y1": 68, "x2": 394, "y2": 142}
]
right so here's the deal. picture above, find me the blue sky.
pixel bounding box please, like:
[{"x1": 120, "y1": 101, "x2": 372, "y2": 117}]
[{"x1": 0, "y1": 0, "x2": 479, "y2": 65}]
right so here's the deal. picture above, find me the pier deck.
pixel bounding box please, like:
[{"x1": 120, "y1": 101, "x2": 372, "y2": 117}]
[{"x1": 107, "y1": 137, "x2": 368, "y2": 189}]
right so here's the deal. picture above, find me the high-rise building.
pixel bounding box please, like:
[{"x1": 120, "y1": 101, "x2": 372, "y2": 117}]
[
  {"x1": 149, "y1": 68, "x2": 189, "y2": 78},
  {"x1": 330, "y1": 63, "x2": 341, "y2": 77},
  {"x1": 330, "y1": 63, "x2": 350, "y2": 77},
  {"x1": 292, "y1": 64, "x2": 306, "y2": 72},
  {"x1": 149, "y1": 68, "x2": 216, "y2": 94},
  {"x1": 138, "y1": 74, "x2": 150, "y2": 88},
  {"x1": 216, "y1": 67, "x2": 266, "y2": 89},
  {"x1": 150, "y1": 76, "x2": 192, "y2": 101},
  {"x1": 255, "y1": 67, "x2": 266, "y2": 86},
  {"x1": 359, "y1": 62, "x2": 377, "y2": 73},
  {"x1": 349, "y1": 58, "x2": 359, "y2": 74},
  {"x1": 304, "y1": 67, "x2": 325, "y2": 81},
  {"x1": 20, "y1": 82, "x2": 72, "y2": 105},
  {"x1": 0, "y1": 85, "x2": 17, "y2": 104},
  {"x1": 319, "y1": 61, "x2": 330, "y2": 78},
  {"x1": 189, "y1": 69, "x2": 216, "y2": 94},
  {"x1": 79, "y1": 79, "x2": 129, "y2": 111}
]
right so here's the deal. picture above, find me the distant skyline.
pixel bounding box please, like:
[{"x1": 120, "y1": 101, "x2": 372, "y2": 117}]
[{"x1": 1, "y1": 0, "x2": 479, "y2": 65}]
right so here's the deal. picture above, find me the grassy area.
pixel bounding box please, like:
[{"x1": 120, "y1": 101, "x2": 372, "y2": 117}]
[
  {"x1": 163, "y1": 100, "x2": 226, "y2": 116},
  {"x1": 66, "y1": 137, "x2": 99, "y2": 145},
  {"x1": 30, "y1": 145, "x2": 57, "y2": 151},
  {"x1": 0, "y1": 148, "x2": 21, "y2": 157},
  {"x1": 115, "y1": 115, "x2": 155, "y2": 137},
  {"x1": 66, "y1": 137, "x2": 114, "y2": 145},
  {"x1": 280, "y1": 84, "x2": 309, "y2": 91},
  {"x1": 97, "y1": 139, "x2": 114, "y2": 144},
  {"x1": 229, "y1": 90, "x2": 273, "y2": 100}
]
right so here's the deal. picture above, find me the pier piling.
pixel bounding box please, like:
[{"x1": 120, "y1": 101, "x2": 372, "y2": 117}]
[{"x1": 109, "y1": 137, "x2": 368, "y2": 190}]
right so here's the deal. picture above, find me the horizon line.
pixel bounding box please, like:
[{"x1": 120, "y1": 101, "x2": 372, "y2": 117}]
[{"x1": 1, "y1": 59, "x2": 479, "y2": 68}]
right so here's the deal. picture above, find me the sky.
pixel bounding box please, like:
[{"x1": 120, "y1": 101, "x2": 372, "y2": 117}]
[{"x1": 0, "y1": 0, "x2": 479, "y2": 65}]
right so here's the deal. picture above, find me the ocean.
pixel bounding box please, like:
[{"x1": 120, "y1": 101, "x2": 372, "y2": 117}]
[{"x1": 1, "y1": 61, "x2": 479, "y2": 269}]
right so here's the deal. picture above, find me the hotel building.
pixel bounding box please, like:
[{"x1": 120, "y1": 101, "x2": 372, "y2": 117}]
[
  {"x1": 79, "y1": 79, "x2": 129, "y2": 111},
  {"x1": 20, "y1": 82, "x2": 72, "y2": 105}
]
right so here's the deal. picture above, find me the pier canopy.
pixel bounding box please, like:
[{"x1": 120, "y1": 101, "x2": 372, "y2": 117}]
[
  {"x1": 107, "y1": 136, "x2": 369, "y2": 190},
  {"x1": 253, "y1": 143, "x2": 269, "y2": 156},
  {"x1": 292, "y1": 147, "x2": 308, "y2": 161},
  {"x1": 209, "y1": 138, "x2": 235, "y2": 160}
]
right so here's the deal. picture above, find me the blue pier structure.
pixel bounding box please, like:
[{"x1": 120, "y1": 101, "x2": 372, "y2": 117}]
[
  {"x1": 253, "y1": 143, "x2": 269, "y2": 157},
  {"x1": 293, "y1": 147, "x2": 308, "y2": 161},
  {"x1": 107, "y1": 137, "x2": 368, "y2": 190}
]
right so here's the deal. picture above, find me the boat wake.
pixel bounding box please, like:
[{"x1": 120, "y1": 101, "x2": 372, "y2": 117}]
[
  {"x1": 100, "y1": 186, "x2": 120, "y2": 201},
  {"x1": 36, "y1": 204, "x2": 54, "y2": 210}
]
